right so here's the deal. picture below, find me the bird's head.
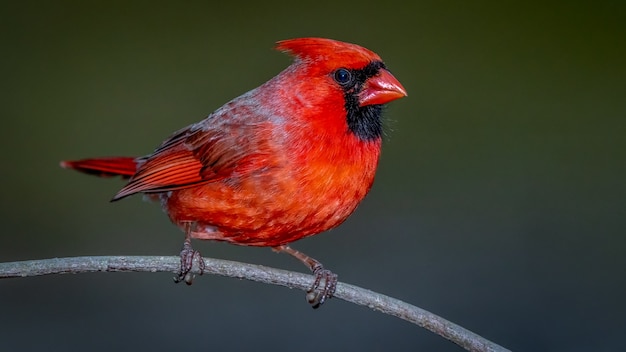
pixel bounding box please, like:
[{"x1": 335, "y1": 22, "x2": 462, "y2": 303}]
[{"x1": 275, "y1": 37, "x2": 407, "y2": 141}]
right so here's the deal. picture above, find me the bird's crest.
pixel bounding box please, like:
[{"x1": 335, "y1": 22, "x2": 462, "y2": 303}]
[{"x1": 276, "y1": 37, "x2": 382, "y2": 70}]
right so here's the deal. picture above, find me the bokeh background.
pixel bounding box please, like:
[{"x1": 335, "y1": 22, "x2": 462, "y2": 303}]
[{"x1": 1, "y1": 1, "x2": 624, "y2": 351}]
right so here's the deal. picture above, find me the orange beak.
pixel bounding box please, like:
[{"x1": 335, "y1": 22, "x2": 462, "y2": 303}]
[{"x1": 358, "y1": 69, "x2": 407, "y2": 106}]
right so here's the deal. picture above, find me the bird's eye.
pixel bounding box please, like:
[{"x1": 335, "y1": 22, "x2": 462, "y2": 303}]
[{"x1": 333, "y1": 68, "x2": 353, "y2": 85}]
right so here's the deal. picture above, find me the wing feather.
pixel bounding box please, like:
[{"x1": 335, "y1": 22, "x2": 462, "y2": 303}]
[{"x1": 112, "y1": 103, "x2": 275, "y2": 200}]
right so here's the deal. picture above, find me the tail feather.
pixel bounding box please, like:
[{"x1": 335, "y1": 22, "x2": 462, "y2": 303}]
[{"x1": 60, "y1": 157, "x2": 137, "y2": 178}]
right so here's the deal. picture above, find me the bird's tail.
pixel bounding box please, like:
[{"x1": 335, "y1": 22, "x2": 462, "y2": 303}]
[{"x1": 60, "y1": 157, "x2": 138, "y2": 178}]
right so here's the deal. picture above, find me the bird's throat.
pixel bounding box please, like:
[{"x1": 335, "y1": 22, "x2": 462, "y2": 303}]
[{"x1": 345, "y1": 101, "x2": 383, "y2": 141}]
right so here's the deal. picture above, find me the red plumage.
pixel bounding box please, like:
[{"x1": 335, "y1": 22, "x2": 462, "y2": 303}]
[
  {"x1": 61, "y1": 37, "x2": 406, "y2": 307},
  {"x1": 61, "y1": 157, "x2": 136, "y2": 178}
]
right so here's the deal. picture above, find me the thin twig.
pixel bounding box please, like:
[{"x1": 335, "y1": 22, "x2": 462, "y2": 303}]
[{"x1": 0, "y1": 256, "x2": 510, "y2": 352}]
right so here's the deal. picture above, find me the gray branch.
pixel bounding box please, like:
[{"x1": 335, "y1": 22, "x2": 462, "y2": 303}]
[{"x1": 0, "y1": 256, "x2": 510, "y2": 352}]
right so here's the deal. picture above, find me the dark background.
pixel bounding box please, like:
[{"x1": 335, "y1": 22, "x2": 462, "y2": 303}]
[{"x1": 1, "y1": 2, "x2": 624, "y2": 351}]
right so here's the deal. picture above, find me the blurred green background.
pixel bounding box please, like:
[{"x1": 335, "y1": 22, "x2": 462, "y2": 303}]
[{"x1": 1, "y1": 1, "x2": 624, "y2": 351}]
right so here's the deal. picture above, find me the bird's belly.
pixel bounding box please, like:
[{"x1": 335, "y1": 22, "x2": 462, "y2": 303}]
[{"x1": 161, "y1": 174, "x2": 366, "y2": 247}]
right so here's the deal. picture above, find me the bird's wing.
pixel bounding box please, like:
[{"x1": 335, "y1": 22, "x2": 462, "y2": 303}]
[{"x1": 113, "y1": 108, "x2": 275, "y2": 200}]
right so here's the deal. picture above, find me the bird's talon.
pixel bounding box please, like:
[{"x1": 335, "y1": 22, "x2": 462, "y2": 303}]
[
  {"x1": 175, "y1": 241, "x2": 204, "y2": 285},
  {"x1": 184, "y1": 272, "x2": 194, "y2": 285},
  {"x1": 306, "y1": 267, "x2": 338, "y2": 308}
]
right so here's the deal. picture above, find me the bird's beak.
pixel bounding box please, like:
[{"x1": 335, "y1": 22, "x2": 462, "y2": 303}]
[{"x1": 358, "y1": 69, "x2": 407, "y2": 106}]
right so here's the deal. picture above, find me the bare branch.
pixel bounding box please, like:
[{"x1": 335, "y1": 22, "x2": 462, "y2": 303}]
[{"x1": 0, "y1": 256, "x2": 510, "y2": 352}]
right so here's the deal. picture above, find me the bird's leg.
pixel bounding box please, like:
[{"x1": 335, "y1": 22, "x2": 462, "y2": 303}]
[
  {"x1": 273, "y1": 245, "x2": 338, "y2": 309},
  {"x1": 173, "y1": 222, "x2": 206, "y2": 285}
]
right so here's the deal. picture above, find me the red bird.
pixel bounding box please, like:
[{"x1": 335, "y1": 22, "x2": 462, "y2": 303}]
[{"x1": 61, "y1": 37, "x2": 407, "y2": 308}]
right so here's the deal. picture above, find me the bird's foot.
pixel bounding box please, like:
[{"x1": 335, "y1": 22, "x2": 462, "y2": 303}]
[
  {"x1": 306, "y1": 264, "x2": 338, "y2": 309},
  {"x1": 272, "y1": 245, "x2": 338, "y2": 309},
  {"x1": 173, "y1": 239, "x2": 205, "y2": 285}
]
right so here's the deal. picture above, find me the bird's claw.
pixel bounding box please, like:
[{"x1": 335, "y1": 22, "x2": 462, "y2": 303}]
[
  {"x1": 173, "y1": 240, "x2": 205, "y2": 285},
  {"x1": 306, "y1": 266, "x2": 338, "y2": 309}
]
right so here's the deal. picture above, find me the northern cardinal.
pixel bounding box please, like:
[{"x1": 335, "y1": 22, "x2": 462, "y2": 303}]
[{"x1": 61, "y1": 37, "x2": 407, "y2": 308}]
